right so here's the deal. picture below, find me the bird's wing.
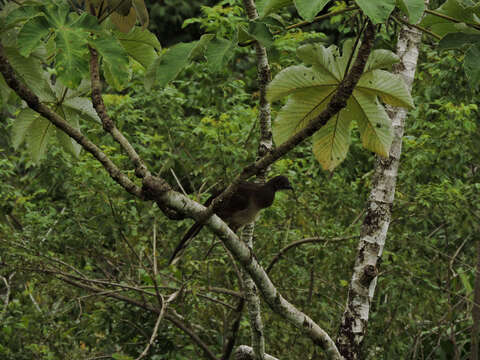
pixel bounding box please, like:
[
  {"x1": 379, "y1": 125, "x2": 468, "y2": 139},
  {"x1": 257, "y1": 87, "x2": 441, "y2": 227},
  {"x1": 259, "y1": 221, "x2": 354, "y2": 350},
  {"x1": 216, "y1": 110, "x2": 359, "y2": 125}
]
[
  {"x1": 217, "y1": 182, "x2": 255, "y2": 219},
  {"x1": 169, "y1": 182, "x2": 260, "y2": 265}
]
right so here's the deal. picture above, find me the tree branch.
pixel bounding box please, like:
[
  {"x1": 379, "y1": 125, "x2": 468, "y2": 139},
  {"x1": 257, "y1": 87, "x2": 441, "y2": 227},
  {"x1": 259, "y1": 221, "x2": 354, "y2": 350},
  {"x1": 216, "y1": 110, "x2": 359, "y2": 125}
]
[
  {"x1": 234, "y1": 345, "x2": 279, "y2": 360},
  {"x1": 89, "y1": 47, "x2": 150, "y2": 179},
  {"x1": 56, "y1": 274, "x2": 219, "y2": 360},
  {"x1": 202, "y1": 21, "x2": 376, "y2": 232},
  {"x1": 266, "y1": 236, "x2": 358, "y2": 274},
  {"x1": 0, "y1": 44, "x2": 142, "y2": 198}
]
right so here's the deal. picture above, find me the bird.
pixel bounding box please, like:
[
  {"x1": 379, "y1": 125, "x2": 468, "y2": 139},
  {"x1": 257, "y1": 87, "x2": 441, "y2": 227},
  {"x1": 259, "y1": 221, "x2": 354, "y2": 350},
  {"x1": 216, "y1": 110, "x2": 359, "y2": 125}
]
[{"x1": 168, "y1": 175, "x2": 293, "y2": 265}]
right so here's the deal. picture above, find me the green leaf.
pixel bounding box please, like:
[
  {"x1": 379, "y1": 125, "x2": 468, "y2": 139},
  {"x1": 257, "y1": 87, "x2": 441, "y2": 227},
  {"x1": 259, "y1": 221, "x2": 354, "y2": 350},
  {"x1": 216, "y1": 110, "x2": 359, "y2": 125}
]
[
  {"x1": 420, "y1": 0, "x2": 480, "y2": 37},
  {"x1": 312, "y1": 110, "x2": 352, "y2": 171},
  {"x1": 294, "y1": 0, "x2": 329, "y2": 21},
  {"x1": 357, "y1": 70, "x2": 414, "y2": 108},
  {"x1": 296, "y1": 43, "x2": 345, "y2": 81},
  {"x1": 205, "y1": 37, "x2": 235, "y2": 72},
  {"x1": 69, "y1": 12, "x2": 101, "y2": 32},
  {"x1": 247, "y1": 21, "x2": 274, "y2": 48},
  {"x1": 103, "y1": 61, "x2": 132, "y2": 92},
  {"x1": 148, "y1": 41, "x2": 198, "y2": 89},
  {"x1": 256, "y1": 0, "x2": 293, "y2": 18},
  {"x1": 12, "y1": 108, "x2": 37, "y2": 149},
  {"x1": 355, "y1": 0, "x2": 395, "y2": 24},
  {"x1": 189, "y1": 34, "x2": 215, "y2": 60},
  {"x1": 464, "y1": 43, "x2": 480, "y2": 90},
  {"x1": 365, "y1": 49, "x2": 400, "y2": 71},
  {"x1": 4, "y1": 5, "x2": 42, "y2": 28},
  {"x1": 396, "y1": 0, "x2": 425, "y2": 24},
  {"x1": 272, "y1": 87, "x2": 334, "y2": 145},
  {"x1": 42, "y1": 1, "x2": 70, "y2": 28},
  {"x1": 55, "y1": 28, "x2": 89, "y2": 88},
  {"x1": 117, "y1": 27, "x2": 160, "y2": 69},
  {"x1": 17, "y1": 16, "x2": 51, "y2": 57},
  {"x1": 12, "y1": 108, "x2": 54, "y2": 162},
  {"x1": 268, "y1": 42, "x2": 406, "y2": 170},
  {"x1": 4, "y1": 47, "x2": 55, "y2": 102},
  {"x1": 63, "y1": 97, "x2": 101, "y2": 123},
  {"x1": 90, "y1": 38, "x2": 130, "y2": 90},
  {"x1": 0, "y1": 74, "x2": 11, "y2": 107},
  {"x1": 354, "y1": 91, "x2": 393, "y2": 156},
  {"x1": 438, "y1": 32, "x2": 480, "y2": 50},
  {"x1": 459, "y1": 272, "x2": 473, "y2": 293},
  {"x1": 57, "y1": 106, "x2": 82, "y2": 157},
  {"x1": 267, "y1": 65, "x2": 336, "y2": 102},
  {"x1": 27, "y1": 115, "x2": 54, "y2": 163}
]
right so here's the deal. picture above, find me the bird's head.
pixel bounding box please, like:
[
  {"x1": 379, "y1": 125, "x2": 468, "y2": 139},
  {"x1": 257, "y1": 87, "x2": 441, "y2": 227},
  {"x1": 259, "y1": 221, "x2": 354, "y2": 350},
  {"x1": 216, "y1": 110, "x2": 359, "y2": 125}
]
[{"x1": 269, "y1": 175, "x2": 293, "y2": 192}]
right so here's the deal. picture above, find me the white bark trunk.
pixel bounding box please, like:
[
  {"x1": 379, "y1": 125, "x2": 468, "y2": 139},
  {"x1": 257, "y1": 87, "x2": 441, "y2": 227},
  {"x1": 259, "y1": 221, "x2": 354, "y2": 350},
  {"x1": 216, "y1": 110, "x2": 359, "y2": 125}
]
[
  {"x1": 336, "y1": 23, "x2": 423, "y2": 360},
  {"x1": 239, "y1": 1, "x2": 274, "y2": 358},
  {"x1": 235, "y1": 345, "x2": 279, "y2": 360}
]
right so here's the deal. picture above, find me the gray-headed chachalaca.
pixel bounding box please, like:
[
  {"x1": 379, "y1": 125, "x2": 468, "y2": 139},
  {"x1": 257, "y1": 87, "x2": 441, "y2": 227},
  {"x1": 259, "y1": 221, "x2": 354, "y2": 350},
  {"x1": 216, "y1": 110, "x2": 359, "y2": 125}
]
[{"x1": 169, "y1": 175, "x2": 293, "y2": 265}]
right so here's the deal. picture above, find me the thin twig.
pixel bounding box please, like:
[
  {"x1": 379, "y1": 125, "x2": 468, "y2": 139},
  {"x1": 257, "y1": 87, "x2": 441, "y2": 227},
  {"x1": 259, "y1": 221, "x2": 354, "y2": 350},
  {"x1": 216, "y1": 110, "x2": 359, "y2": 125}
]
[
  {"x1": 0, "y1": 273, "x2": 14, "y2": 323},
  {"x1": 135, "y1": 294, "x2": 166, "y2": 360},
  {"x1": 392, "y1": 15, "x2": 442, "y2": 40},
  {"x1": 425, "y1": 9, "x2": 480, "y2": 32},
  {"x1": 267, "y1": 236, "x2": 358, "y2": 274},
  {"x1": 239, "y1": 6, "x2": 359, "y2": 47}
]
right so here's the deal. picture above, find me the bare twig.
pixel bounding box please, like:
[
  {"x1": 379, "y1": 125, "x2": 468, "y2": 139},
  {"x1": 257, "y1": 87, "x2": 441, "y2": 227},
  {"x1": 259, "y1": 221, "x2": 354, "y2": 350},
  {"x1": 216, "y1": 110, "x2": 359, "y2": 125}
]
[
  {"x1": 153, "y1": 222, "x2": 158, "y2": 276},
  {"x1": 41, "y1": 207, "x2": 66, "y2": 243},
  {"x1": 0, "y1": 273, "x2": 14, "y2": 323},
  {"x1": 392, "y1": 15, "x2": 441, "y2": 40},
  {"x1": 266, "y1": 236, "x2": 358, "y2": 274},
  {"x1": 135, "y1": 294, "x2": 166, "y2": 360},
  {"x1": 425, "y1": 9, "x2": 480, "y2": 32}
]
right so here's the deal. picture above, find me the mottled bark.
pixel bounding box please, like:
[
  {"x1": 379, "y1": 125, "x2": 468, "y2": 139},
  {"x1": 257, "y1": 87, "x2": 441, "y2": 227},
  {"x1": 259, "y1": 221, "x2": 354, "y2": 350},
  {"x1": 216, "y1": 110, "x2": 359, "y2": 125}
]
[
  {"x1": 471, "y1": 234, "x2": 480, "y2": 360},
  {"x1": 240, "y1": 224, "x2": 266, "y2": 360},
  {"x1": 234, "y1": 345, "x2": 279, "y2": 360},
  {"x1": 238, "y1": 0, "x2": 273, "y2": 358},
  {"x1": 336, "y1": 24, "x2": 423, "y2": 359}
]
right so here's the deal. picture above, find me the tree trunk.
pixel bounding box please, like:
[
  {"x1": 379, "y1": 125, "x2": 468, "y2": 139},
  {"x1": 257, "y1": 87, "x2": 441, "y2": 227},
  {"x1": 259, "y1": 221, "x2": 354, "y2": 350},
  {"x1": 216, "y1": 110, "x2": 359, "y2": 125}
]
[
  {"x1": 471, "y1": 234, "x2": 480, "y2": 360},
  {"x1": 336, "y1": 23, "x2": 423, "y2": 359}
]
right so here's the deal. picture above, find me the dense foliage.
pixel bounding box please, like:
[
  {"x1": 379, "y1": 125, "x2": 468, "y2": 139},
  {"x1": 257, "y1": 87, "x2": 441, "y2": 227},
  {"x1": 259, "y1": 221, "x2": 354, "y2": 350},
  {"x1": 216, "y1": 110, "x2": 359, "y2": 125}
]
[{"x1": 0, "y1": 0, "x2": 479, "y2": 359}]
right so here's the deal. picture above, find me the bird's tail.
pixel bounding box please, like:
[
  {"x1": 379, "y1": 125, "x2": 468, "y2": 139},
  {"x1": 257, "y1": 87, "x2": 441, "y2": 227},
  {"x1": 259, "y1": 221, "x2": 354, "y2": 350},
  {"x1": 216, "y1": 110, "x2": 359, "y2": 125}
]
[{"x1": 168, "y1": 222, "x2": 204, "y2": 265}]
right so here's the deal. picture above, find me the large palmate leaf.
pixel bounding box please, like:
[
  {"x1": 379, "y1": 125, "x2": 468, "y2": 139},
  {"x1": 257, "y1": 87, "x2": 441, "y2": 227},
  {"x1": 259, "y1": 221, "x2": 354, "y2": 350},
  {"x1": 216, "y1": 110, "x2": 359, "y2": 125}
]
[
  {"x1": 268, "y1": 42, "x2": 414, "y2": 170},
  {"x1": 397, "y1": 0, "x2": 425, "y2": 24},
  {"x1": 89, "y1": 37, "x2": 130, "y2": 90},
  {"x1": 12, "y1": 108, "x2": 55, "y2": 163},
  {"x1": 144, "y1": 36, "x2": 231, "y2": 90},
  {"x1": 145, "y1": 41, "x2": 198, "y2": 90},
  {"x1": 117, "y1": 27, "x2": 160, "y2": 69},
  {"x1": 294, "y1": 0, "x2": 330, "y2": 21},
  {"x1": 355, "y1": 0, "x2": 396, "y2": 24},
  {"x1": 256, "y1": 0, "x2": 293, "y2": 18},
  {"x1": 3, "y1": 47, "x2": 55, "y2": 102}
]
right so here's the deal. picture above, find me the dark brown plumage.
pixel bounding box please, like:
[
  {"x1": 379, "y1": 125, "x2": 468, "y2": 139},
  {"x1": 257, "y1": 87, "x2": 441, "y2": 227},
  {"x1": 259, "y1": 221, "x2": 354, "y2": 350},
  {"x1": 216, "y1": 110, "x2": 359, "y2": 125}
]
[{"x1": 169, "y1": 176, "x2": 293, "y2": 265}]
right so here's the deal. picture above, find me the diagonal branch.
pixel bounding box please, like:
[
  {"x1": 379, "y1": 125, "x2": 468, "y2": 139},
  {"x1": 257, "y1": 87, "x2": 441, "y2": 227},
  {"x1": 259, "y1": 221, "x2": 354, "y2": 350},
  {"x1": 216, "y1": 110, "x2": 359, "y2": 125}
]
[
  {"x1": 200, "y1": 21, "x2": 376, "y2": 232},
  {"x1": 88, "y1": 47, "x2": 150, "y2": 179},
  {"x1": 0, "y1": 43, "x2": 142, "y2": 198},
  {"x1": 266, "y1": 236, "x2": 358, "y2": 274}
]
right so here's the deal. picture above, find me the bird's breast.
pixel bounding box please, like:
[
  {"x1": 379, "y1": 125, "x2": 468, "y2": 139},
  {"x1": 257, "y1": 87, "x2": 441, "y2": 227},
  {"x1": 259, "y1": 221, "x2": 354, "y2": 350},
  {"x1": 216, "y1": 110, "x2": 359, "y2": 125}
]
[{"x1": 228, "y1": 202, "x2": 262, "y2": 229}]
